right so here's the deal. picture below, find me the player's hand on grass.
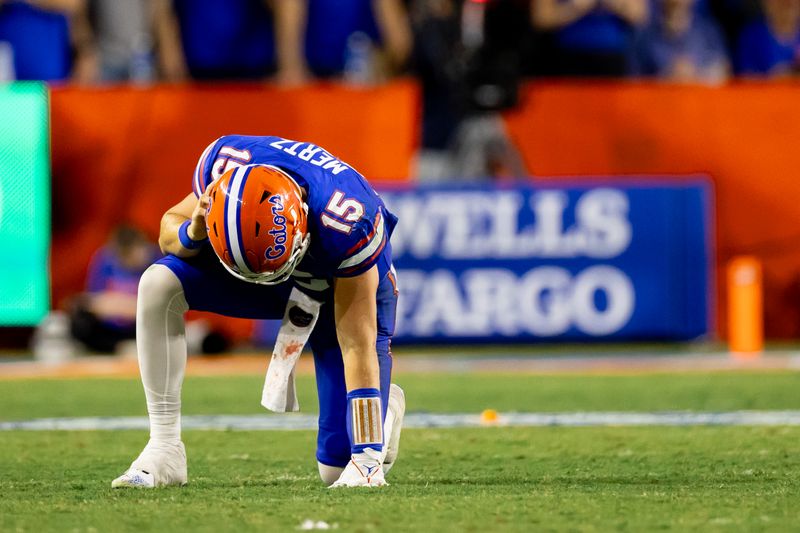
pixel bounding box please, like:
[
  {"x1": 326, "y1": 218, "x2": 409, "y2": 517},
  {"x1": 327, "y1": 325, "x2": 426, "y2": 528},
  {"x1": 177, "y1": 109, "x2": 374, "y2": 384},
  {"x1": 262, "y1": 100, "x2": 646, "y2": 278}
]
[{"x1": 188, "y1": 194, "x2": 210, "y2": 241}]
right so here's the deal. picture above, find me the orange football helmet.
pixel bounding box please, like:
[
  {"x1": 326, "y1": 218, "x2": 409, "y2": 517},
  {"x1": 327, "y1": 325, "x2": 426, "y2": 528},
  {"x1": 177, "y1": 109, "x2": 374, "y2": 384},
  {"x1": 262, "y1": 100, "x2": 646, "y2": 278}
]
[{"x1": 205, "y1": 164, "x2": 310, "y2": 285}]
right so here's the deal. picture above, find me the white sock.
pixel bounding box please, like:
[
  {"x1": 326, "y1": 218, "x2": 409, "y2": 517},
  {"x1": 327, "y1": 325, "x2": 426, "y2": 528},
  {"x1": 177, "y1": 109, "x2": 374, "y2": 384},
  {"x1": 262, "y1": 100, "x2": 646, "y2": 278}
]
[
  {"x1": 136, "y1": 264, "x2": 188, "y2": 444},
  {"x1": 318, "y1": 462, "x2": 344, "y2": 486}
]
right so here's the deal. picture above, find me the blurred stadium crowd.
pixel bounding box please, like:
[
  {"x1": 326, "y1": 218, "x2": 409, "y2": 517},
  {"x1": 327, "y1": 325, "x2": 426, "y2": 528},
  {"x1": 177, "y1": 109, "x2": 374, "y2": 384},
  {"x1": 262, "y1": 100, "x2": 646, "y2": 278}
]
[
  {"x1": 1, "y1": 0, "x2": 797, "y2": 168},
  {"x1": 0, "y1": 0, "x2": 796, "y2": 86},
  {"x1": 1, "y1": 0, "x2": 796, "y2": 168},
  {"x1": 5, "y1": 0, "x2": 794, "y2": 180}
]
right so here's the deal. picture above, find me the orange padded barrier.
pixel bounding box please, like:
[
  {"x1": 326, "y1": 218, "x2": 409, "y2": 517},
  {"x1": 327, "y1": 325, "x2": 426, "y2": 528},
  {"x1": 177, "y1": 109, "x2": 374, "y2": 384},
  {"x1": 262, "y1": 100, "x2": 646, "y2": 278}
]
[
  {"x1": 504, "y1": 81, "x2": 800, "y2": 339},
  {"x1": 50, "y1": 81, "x2": 418, "y2": 339}
]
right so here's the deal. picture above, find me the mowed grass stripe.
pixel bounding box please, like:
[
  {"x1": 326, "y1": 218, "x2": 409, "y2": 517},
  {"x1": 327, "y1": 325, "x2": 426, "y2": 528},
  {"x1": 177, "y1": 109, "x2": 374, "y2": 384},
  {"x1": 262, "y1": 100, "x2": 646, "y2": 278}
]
[
  {"x1": 2, "y1": 372, "x2": 800, "y2": 421},
  {"x1": 1, "y1": 427, "x2": 799, "y2": 531}
]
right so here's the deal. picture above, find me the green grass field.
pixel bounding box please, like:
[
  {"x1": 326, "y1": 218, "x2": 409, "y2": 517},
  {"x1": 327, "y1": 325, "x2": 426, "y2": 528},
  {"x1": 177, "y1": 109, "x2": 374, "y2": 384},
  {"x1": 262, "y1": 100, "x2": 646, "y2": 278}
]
[{"x1": 2, "y1": 370, "x2": 800, "y2": 531}]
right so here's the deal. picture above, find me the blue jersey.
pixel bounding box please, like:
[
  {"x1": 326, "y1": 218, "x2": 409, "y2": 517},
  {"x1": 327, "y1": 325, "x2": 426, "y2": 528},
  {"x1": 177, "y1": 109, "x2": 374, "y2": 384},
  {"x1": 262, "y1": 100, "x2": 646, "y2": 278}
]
[
  {"x1": 0, "y1": 1, "x2": 71, "y2": 81},
  {"x1": 191, "y1": 135, "x2": 398, "y2": 292},
  {"x1": 172, "y1": 0, "x2": 276, "y2": 80},
  {"x1": 304, "y1": 0, "x2": 381, "y2": 76}
]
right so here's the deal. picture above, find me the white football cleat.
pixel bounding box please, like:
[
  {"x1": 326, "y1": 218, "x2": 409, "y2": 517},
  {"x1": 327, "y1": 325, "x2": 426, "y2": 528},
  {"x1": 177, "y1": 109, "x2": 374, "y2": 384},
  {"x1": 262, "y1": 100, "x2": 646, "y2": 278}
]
[
  {"x1": 111, "y1": 468, "x2": 156, "y2": 488},
  {"x1": 111, "y1": 440, "x2": 188, "y2": 488},
  {"x1": 382, "y1": 384, "x2": 405, "y2": 474},
  {"x1": 330, "y1": 447, "x2": 386, "y2": 488}
]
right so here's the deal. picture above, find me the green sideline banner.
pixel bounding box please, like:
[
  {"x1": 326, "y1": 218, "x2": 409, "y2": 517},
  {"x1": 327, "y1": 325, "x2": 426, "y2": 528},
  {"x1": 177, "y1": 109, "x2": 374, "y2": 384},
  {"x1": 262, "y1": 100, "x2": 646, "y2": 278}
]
[{"x1": 0, "y1": 82, "x2": 50, "y2": 325}]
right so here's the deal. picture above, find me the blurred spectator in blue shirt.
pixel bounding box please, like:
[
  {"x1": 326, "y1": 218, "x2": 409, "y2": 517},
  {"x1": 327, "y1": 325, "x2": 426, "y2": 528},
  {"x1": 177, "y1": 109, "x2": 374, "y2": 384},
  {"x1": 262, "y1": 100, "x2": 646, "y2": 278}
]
[
  {"x1": 273, "y1": 0, "x2": 412, "y2": 85},
  {"x1": 0, "y1": 0, "x2": 95, "y2": 82},
  {"x1": 735, "y1": 0, "x2": 800, "y2": 76},
  {"x1": 634, "y1": 0, "x2": 729, "y2": 82},
  {"x1": 69, "y1": 225, "x2": 159, "y2": 353},
  {"x1": 170, "y1": 0, "x2": 276, "y2": 80},
  {"x1": 532, "y1": 0, "x2": 649, "y2": 76}
]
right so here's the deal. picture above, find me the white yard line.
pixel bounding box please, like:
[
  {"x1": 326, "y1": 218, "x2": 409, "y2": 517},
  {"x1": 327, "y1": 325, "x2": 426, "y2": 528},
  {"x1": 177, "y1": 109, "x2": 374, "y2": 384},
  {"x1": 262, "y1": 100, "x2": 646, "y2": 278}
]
[{"x1": 4, "y1": 411, "x2": 800, "y2": 431}]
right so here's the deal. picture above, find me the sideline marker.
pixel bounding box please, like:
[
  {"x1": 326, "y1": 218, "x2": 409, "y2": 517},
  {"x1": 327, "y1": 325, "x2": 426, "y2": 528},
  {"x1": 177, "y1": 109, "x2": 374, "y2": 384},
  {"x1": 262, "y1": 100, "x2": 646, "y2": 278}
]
[{"x1": 727, "y1": 256, "x2": 763, "y2": 358}]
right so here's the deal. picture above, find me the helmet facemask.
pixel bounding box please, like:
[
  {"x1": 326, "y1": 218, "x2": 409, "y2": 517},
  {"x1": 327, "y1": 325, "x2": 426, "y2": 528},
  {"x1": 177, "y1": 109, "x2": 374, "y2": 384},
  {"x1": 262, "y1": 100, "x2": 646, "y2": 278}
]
[{"x1": 219, "y1": 230, "x2": 310, "y2": 285}]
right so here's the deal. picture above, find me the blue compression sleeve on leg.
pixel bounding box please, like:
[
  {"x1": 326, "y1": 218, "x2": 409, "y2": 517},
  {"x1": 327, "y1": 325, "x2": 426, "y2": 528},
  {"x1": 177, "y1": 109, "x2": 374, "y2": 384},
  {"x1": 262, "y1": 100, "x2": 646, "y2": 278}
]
[{"x1": 346, "y1": 388, "x2": 384, "y2": 454}]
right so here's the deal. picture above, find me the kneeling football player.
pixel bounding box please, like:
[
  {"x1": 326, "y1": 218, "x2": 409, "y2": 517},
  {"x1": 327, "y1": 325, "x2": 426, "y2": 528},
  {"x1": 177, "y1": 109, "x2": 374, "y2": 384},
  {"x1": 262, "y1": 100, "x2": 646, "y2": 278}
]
[{"x1": 112, "y1": 135, "x2": 405, "y2": 488}]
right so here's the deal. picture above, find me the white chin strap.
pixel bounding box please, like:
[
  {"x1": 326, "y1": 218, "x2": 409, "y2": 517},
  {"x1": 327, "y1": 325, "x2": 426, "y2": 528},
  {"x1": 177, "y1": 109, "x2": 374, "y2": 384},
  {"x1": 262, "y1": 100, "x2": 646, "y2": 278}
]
[{"x1": 219, "y1": 232, "x2": 310, "y2": 285}]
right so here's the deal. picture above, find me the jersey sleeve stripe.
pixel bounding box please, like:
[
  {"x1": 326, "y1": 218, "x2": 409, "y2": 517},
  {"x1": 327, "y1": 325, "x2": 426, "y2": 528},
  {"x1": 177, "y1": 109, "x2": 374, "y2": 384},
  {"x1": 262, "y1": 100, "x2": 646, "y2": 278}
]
[
  {"x1": 338, "y1": 212, "x2": 386, "y2": 270},
  {"x1": 193, "y1": 138, "x2": 220, "y2": 197},
  {"x1": 337, "y1": 233, "x2": 387, "y2": 276},
  {"x1": 344, "y1": 211, "x2": 383, "y2": 257}
]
